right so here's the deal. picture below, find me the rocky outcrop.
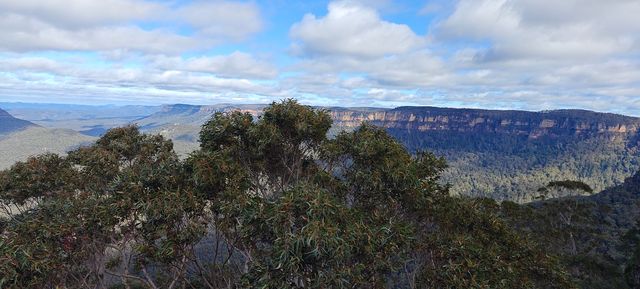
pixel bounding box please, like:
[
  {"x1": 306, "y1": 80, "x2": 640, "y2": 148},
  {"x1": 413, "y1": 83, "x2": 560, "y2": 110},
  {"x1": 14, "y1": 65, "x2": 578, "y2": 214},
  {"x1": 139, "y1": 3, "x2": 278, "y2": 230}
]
[{"x1": 328, "y1": 107, "x2": 640, "y2": 139}]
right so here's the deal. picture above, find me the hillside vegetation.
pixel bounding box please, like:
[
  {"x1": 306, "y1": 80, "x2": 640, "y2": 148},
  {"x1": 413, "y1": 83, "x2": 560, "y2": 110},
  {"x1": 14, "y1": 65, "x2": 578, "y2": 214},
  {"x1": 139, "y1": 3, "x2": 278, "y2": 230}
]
[
  {"x1": 487, "y1": 172, "x2": 640, "y2": 288},
  {"x1": 391, "y1": 129, "x2": 640, "y2": 202},
  {"x1": 0, "y1": 100, "x2": 573, "y2": 289}
]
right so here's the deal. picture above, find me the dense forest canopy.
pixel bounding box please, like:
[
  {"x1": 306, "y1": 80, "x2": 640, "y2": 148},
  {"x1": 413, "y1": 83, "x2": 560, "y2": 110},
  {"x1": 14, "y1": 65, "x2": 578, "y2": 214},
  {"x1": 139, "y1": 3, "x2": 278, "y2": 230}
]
[
  {"x1": 490, "y1": 172, "x2": 640, "y2": 289},
  {"x1": 0, "y1": 100, "x2": 638, "y2": 288},
  {"x1": 388, "y1": 127, "x2": 640, "y2": 202}
]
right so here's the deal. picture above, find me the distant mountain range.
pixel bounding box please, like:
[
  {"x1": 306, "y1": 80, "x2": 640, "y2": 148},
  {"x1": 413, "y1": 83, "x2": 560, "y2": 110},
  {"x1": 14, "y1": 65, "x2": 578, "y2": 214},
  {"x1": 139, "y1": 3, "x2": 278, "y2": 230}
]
[
  {"x1": 2, "y1": 102, "x2": 640, "y2": 202},
  {"x1": 0, "y1": 108, "x2": 95, "y2": 169},
  {"x1": 0, "y1": 108, "x2": 36, "y2": 135},
  {"x1": 0, "y1": 102, "x2": 160, "y2": 136}
]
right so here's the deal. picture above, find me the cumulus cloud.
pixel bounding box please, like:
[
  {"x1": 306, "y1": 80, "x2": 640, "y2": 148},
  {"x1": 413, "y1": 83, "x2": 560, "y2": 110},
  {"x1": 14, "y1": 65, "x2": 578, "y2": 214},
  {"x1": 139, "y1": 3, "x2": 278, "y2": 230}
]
[
  {"x1": 290, "y1": 1, "x2": 426, "y2": 58},
  {"x1": 0, "y1": 15, "x2": 201, "y2": 53},
  {"x1": 177, "y1": 1, "x2": 263, "y2": 40},
  {"x1": 437, "y1": 0, "x2": 640, "y2": 61},
  {"x1": 0, "y1": 0, "x2": 264, "y2": 54},
  {"x1": 277, "y1": 0, "x2": 640, "y2": 113},
  {"x1": 0, "y1": 57, "x2": 68, "y2": 74},
  {"x1": 0, "y1": 56, "x2": 280, "y2": 105},
  {"x1": 282, "y1": 0, "x2": 449, "y2": 101},
  {"x1": 418, "y1": 0, "x2": 639, "y2": 115},
  {"x1": 0, "y1": 0, "x2": 160, "y2": 28},
  {"x1": 365, "y1": 52, "x2": 450, "y2": 87},
  {"x1": 151, "y1": 52, "x2": 277, "y2": 79}
]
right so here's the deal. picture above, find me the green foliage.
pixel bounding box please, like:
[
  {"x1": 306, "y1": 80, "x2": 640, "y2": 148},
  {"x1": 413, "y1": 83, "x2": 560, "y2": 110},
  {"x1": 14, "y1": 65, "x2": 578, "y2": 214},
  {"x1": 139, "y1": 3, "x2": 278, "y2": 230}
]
[
  {"x1": 0, "y1": 153, "x2": 76, "y2": 204},
  {"x1": 189, "y1": 100, "x2": 572, "y2": 288},
  {"x1": 0, "y1": 100, "x2": 575, "y2": 288},
  {"x1": 0, "y1": 125, "x2": 202, "y2": 288},
  {"x1": 622, "y1": 221, "x2": 640, "y2": 288},
  {"x1": 388, "y1": 129, "x2": 640, "y2": 202},
  {"x1": 418, "y1": 197, "x2": 572, "y2": 289},
  {"x1": 242, "y1": 184, "x2": 413, "y2": 288},
  {"x1": 493, "y1": 172, "x2": 640, "y2": 289},
  {"x1": 546, "y1": 180, "x2": 594, "y2": 194}
]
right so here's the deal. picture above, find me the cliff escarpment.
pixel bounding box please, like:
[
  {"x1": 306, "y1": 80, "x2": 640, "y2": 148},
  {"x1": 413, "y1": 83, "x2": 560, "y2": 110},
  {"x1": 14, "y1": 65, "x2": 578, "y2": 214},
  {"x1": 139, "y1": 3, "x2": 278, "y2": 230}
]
[{"x1": 329, "y1": 107, "x2": 640, "y2": 139}]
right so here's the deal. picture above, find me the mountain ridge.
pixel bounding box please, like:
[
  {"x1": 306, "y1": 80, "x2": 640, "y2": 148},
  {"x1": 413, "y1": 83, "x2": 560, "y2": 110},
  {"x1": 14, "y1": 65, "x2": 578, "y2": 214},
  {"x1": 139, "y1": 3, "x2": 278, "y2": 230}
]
[
  {"x1": 0, "y1": 107, "x2": 37, "y2": 135},
  {"x1": 329, "y1": 106, "x2": 640, "y2": 139}
]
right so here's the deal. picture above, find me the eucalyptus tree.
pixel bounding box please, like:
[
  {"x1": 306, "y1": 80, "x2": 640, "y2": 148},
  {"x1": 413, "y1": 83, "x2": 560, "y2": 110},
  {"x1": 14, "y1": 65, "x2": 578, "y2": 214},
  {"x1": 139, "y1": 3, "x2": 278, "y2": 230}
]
[
  {"x1": 0, "y1": 126, "x2": 203, "y2": 289},
  {"x1": 188, "y1": 99, "x2": 573, "y2": 289},
  {"x1": 0, "y1": 100, "x2": 574, "y2": 289}
]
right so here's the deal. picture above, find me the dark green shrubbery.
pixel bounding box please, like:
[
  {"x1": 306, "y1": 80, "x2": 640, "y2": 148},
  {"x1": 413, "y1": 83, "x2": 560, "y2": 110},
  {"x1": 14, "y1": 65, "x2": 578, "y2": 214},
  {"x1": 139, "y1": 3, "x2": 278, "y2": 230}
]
[{"x1": 0, "y1": 100, "x2": 573, "y2": 288}]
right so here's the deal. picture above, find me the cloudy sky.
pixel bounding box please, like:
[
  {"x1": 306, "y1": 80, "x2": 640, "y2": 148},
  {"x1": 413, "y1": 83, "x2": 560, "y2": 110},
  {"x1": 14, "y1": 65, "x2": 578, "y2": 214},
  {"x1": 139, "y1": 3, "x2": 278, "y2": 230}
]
[{"x1": 0, "y1": 0, "x2": 639, "y2": 115}]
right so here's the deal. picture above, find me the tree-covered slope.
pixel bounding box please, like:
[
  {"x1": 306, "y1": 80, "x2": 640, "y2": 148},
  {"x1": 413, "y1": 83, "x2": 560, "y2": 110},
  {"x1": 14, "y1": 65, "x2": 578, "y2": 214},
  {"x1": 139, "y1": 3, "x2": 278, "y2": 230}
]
[
  {"x1": 490, "y1": 172, "x2": 640, "y2": 288},
  {"x1": 0, "y1": 109, "x2": 96, "y2": 169},
  {"x1": 328, "y1": 107, "x2": 640, "y2": 202},
  {"x1": 390, "y1": 129, "x2": 639, "y2": 202}
]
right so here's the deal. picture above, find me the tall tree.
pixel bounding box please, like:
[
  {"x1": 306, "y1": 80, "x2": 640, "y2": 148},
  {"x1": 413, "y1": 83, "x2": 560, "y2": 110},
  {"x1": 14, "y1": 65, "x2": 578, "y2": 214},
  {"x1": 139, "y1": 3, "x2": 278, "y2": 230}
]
[{"x1": 189, "y1": 99, "x2": 573, "y2": 288}]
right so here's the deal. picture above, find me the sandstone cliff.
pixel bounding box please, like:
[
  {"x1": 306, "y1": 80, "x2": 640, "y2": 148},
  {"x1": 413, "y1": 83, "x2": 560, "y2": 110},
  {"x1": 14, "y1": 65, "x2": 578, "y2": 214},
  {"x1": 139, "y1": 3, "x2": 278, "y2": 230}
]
[{"x1": 328, "y1": 107, "x2": 640, "y2": 139}]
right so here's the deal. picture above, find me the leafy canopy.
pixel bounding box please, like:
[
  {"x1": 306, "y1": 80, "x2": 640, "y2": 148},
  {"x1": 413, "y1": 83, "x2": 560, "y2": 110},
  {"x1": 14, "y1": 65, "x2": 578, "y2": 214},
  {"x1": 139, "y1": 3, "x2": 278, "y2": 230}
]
[{"x1": 0, "y1": 99, "x2": 573, "y2": 289}]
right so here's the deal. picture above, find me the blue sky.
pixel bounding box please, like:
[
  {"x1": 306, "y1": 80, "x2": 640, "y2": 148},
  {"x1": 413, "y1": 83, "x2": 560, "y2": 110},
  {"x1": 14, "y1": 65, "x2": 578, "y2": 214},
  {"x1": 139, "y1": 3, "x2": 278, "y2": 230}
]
[{"x1": 0, "y1": 0, "x2": 639, "y2": 115}]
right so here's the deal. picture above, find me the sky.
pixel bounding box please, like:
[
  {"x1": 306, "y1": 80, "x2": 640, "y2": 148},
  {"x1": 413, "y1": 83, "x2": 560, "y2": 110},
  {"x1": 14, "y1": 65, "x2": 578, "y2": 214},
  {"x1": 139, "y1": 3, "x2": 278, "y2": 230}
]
[{"x1": 0, "y1": 0, "x2": 639, "y2": 115}]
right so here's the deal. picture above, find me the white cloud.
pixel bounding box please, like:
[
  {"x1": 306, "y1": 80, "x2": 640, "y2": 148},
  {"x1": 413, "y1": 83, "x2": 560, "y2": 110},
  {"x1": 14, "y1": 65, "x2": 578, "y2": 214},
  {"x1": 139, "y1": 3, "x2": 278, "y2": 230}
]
[
  {"x1": 151, "y1": 52, "x2": 277, "y2": 79},
  {"x1": 290, "y1": 1, "x2": 425, "y2": 58},
  {"x1": 365, "y1": 52, "x2": 450, "y2": 87},
  {"x1": 0, "y1": 0, "x2": 264, "y2": 54},
  {"x1": 437, "y1": 0, "x2": 640, "y2": 61},
  {"x1": 291, "y1": 49, "x2": 450, "y2": 89},
  {"x1": 0, "y1": 15, "x2": 201, "y2": 53},
  {"x1": 0, "y1": 57, "x2": 68, "y2": 74},
  {"x1": 0, "y1": 0, "x2": 160, "y2": 28},
  {"x1": 177, "y1": 1, "x2": 263, "y2": 40},
  {"x1": 0, "y1": 55, "x2": 280, "y2": 103}
]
